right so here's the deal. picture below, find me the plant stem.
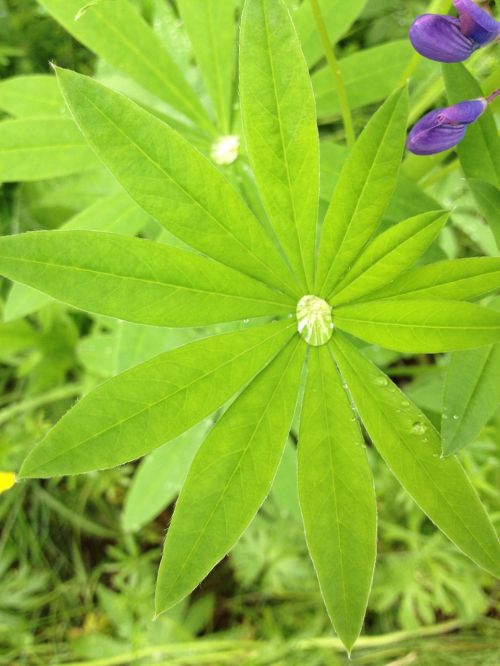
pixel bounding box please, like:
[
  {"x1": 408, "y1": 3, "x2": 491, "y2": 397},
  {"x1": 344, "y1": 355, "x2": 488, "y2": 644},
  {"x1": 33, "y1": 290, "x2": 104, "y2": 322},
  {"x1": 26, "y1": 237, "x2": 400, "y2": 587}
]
[
  {"x1": 0, "y1": 383, "x2": 85, "y2": 427},
  {"x1": 57, "y1": 620, "x2": 464, "y2": 666},
  {"x1": 309, "y1": 0, "x2": 355, "y2": 148}
]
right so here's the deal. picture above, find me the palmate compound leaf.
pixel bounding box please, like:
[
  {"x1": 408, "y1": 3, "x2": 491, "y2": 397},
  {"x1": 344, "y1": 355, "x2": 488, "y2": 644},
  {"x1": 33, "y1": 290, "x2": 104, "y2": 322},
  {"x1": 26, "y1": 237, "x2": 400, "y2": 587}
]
[
  {"x1": 298, "y1": 345, "x2": 376, "y2": 652},
  {"x1": 19, "y1": 320, "x2": 296, "y2": 478},
  {"x1": 315, "y1": 87, "x2": 409, "y2": 298},
  {"x1": 155, "y1": 335, "x2": 305, "y2": 614},
  {"x1": 331, "y1": 332, "x2": 500, "y2": 579},
  {"x1": 240, "y1": 0, "x2": 319, "y2": 292},
  {"x1": 0, "y1": 230, "x2": 295, "y2": 327},
  {"x1": 55, "y1": 67, "x2": 299, "y2": 300}
]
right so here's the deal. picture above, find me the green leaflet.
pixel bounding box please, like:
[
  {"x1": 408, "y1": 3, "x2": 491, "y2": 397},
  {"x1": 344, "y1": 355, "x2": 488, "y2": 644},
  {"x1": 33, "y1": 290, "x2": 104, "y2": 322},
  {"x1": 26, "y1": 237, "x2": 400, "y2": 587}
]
[
  {"x1": 442, "y1": 345, "x2": 500, "y2": 457},
  {"x1": 313, "y1": 41, "x2": 414, "y2": 120},
  {"x1": 331, "y1": 333, "x2": 500, "y2": 579},
  {"x1": 292, "y1": 0, "x2": 367, "y2": 67},
  {"x1": 271, "y1": 439, "x2": 301, "y2": 521},
  {"x1": 240, "y1": 0, "x2": 319, "y2": 291},
  {"x1": 315, "y1": 88, "x2": 409, "y2": 297},
  {"x1": 0, "y1": 75, "x2": 64, "y2": 117},
  {"x1": 19, "y1": 320, "x2": 296, "y2": 478},
  {"x1": 298, "y1": 346, "x2": 376, "y2": 652},
  {"x1": 366, "y1": 258, "x2": 500, "y2": 302},
  {"x1": 443, "y1": 64, "x2": 500, "y2": 188},
  {"x1": 0, "y1": 116, "x2": 99, "y2": 181},
  {"x1": 38, "y1": 0, "x2": 212, "y2": 132},
  {"x1": 155, "y1": 336, "x2": 305, "y2": 614},
  {"x1": 331, "y1": 211, "x2": 448, "y2": 307},
  {"x1": 334, "y1": 300, "x2": 500, "y2": 353},
  {"x1": 4, "y1": 192, "x2": 152, "y2": 322},
  {"x1": 468, "y1": 179, "x2": 500, "y2": 248},
  {"x1": 176, "y1": 0, "x2": 236, "y2": 133},
  {"x1": 122, "y1": 420, "x2": 211, "y2": 532},
  {"x1": 56, "y1": 68, "x2": 298, "y2": 299},
  {"x1": 0, "y1": 230, "x2": 294, "y2": 327}
]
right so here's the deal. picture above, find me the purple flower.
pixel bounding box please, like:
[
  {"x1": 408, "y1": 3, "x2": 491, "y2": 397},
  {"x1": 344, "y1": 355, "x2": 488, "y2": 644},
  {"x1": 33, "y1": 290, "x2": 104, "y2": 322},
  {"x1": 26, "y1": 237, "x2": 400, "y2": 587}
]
[
  {"x1": 406, "y1": 98, "x2": 487, "y2": 155},
  {"x1": 409, "y1": 0, "x2": 500, "y2": 63}
]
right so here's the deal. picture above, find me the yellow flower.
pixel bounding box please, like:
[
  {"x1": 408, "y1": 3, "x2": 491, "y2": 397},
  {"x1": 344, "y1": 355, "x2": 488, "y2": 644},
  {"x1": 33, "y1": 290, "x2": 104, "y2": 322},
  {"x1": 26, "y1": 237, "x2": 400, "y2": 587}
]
[{"x1": 0, "y1": 472, "x2": 16, "y2": 495}]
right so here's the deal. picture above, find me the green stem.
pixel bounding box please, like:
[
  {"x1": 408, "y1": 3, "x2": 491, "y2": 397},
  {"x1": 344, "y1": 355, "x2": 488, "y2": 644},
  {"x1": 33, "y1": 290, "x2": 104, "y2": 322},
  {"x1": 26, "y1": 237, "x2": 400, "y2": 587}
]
[
  {"x1": 56, "y1": 620, "x2": 464, "y2": 666},
  {"x1": 0, "y1": 383, "x2": 85, "y2": 427},
  {"x1": 309, "y1": 0, "x2": 356, "y2": 148}
]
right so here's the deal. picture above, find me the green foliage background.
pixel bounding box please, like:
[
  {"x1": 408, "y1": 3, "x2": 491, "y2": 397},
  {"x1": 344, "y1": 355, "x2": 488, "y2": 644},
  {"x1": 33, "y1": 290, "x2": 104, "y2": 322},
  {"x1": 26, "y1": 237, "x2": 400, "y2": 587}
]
[{"x1": 0, "y1": 1, "x2": 499, "y2": 664}]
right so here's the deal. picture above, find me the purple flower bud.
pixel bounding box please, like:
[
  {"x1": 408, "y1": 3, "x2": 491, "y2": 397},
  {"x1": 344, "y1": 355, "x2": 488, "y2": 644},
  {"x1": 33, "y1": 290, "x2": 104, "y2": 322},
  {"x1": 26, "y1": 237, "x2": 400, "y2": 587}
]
[
  {"x1": 406, "y1": 98, "x2": 487, "y2": 155},
  {"x1": 409, "y1": 1, "x2": 500, "y2": 63}
]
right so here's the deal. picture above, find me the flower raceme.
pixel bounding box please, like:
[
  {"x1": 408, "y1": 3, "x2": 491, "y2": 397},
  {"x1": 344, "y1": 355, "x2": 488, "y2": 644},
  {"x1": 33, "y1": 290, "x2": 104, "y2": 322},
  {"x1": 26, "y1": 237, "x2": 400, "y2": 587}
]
[
  {"x1": 409, "y1": 0, "x2": 500, "y2": 62},
  {"x1": 406, "y1": 89, "x2": 499, "y2": 154}
]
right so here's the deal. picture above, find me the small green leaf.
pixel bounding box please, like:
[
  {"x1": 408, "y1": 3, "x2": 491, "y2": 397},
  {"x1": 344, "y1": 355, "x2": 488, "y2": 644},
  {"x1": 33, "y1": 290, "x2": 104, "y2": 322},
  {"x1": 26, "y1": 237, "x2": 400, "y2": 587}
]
[
  {"x1": 331, "y1": 211, "x2": 448, "y2": 307},
  {"x1": 367, "y1": 258, "x2": 500, "y2": 302},
  {"x1": 56, "y1": 67, "x2": 297, "y2": 298},
  {"x1": 0, "y1": 75, "x2": 64, "y2": 117},
  {"x1": 155, "y1": 336, "x2": 305, "y2": 613},
  {"x1": 298, "y1": 346, "x2": 376, "y2": 651},
  {"x1": 443, "y1": 63, "x2": 500, "y2": 188},
  {"x1": 39, "y1": 0, "x2": 213, "y2": 131},
  {"x1": 19, "y1": 320, "x2": 295, "y2": 477},
  {"x1": 122, "y1": 420, "x2": 211, "y2": 532},
  {"x1": 331, "y1": 333, "x2": 500, "y2": 578},
  {"x1": 176, "y1": 0, "x2": 236, "y2": 133},
  {"x1": 334, "y1": 300, "x2": 500, "y2": 353},
  {"x1": 293, "y1": 0, "x2": 367, "y2": 67},
  {"x1": 442, "y1": 345, "x2": 500, "y2": 456},
  {"x1": 0, "y1": 230, "x2": 294, "y2": 327},
  {"x1": 240, "y1": 0, "x2": 319, "y2": 291},
  {"x1": 0, "y1": 117, "x2": 98, "y2": 181},
  {"x1": 315, "y1": 88, "x2": 409, "y2": 297},
  {"x1": 313, "y1": 41, "x2": 414, "y2": 120}
]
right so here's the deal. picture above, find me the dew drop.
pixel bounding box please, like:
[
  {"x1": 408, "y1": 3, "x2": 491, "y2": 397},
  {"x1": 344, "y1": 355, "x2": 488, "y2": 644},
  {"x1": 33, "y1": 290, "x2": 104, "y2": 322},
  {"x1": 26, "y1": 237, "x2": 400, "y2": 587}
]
[
  {"x1": 296, "y1": 295, "x2": 334, "y2": 346},
  {"x1": 374, "y1": 376, "x2": 389, "y2": 387},
  {"x1": 452, "y1": 414, "x2": 459, "y2": 421},
  {"x1": 400, "y1": 399, "x2": 410, "y2": 407},
  {"x1": 442, "y1": 413, "x2": 449, "y2": 420},
  {"x1": 411, "y1": 421, "x2": 427, "y2": 436}
]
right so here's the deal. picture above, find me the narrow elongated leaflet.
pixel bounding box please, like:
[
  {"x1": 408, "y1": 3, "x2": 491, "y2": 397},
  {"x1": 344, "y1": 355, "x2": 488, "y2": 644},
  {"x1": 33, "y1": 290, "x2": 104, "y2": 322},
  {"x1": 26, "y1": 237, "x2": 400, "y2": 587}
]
[
  {"x1": 298, "y1": 346, "x2": 376, "y2": 651},
  {"x1": 332, "y1": 333, "x2": 500, "y2": 578},
  {"x1": 240, "y1": 0, "x2": 319, "y2": 291},
  {"x1": 38, "y1": 0, "x2": 212, "y2": 131},
  {"x1": 0, "y1": 75, "x2": 64, "y2": 117},
  {"x1": 19, "y1": 321, "x2": 296, "y2": 478},
  {"x1": 0, "y1": 231, "x2": 294, "y2": 327},
  {"x1": 0, "y1": 117, "x2": 98, "y2": 181},
  {"x1": 56, "y1": 68, "x2": 298, "y2": 299},
  {"x1": 334, "y1": 299, "x2": 500, "y2": 352},
  {"x1": 442, "y1": 345, "x2": 500, "y2": 456},
  {"x1": 155, "y1": 336, "x2": 305, "y2": 613},
  {"x1": 443, "y1": 63, "x2": 500, "y2": 187},
  {"x1": 331, "y1": 211, "x2": 448, "y2": 306},
  {"x1": 176, "y1": 0, "x2": 235, "y2": 133},
  {"x1": 315, "y1": 88, "x2": 409, "y2": 298},
  {"x1": 4, "y1": 193, "x2": 151, "y2": 322},
  {"x1": 366, "y1": 257, "x2": 500, "y2": 301}
]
